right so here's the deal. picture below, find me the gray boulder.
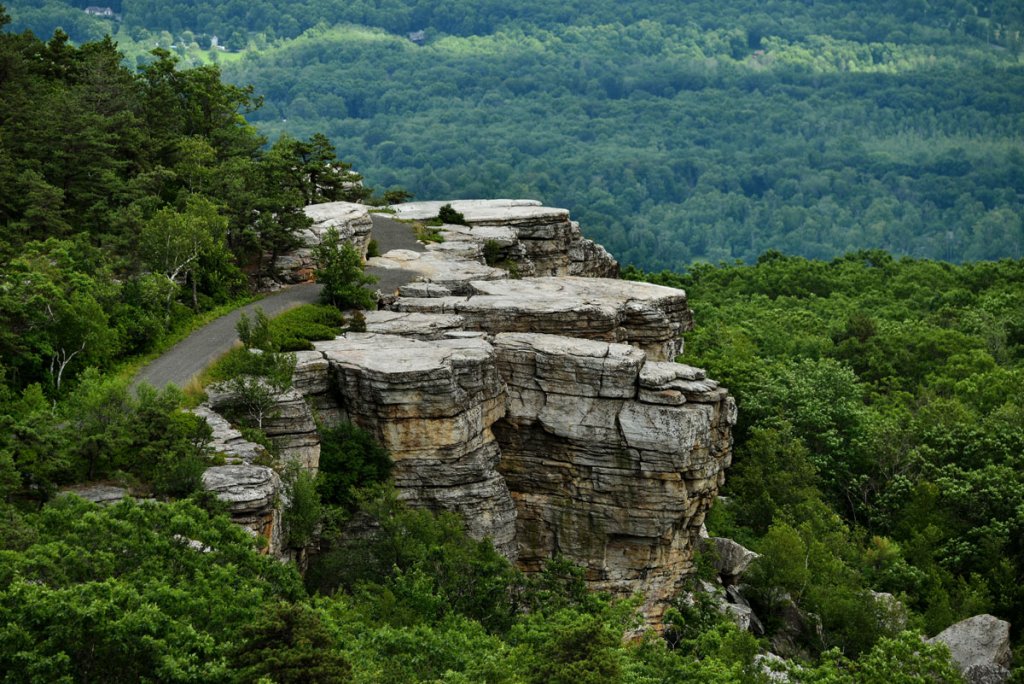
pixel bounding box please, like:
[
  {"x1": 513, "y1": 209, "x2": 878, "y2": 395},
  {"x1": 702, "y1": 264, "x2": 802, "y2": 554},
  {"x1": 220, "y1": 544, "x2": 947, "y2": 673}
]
[
  {"x1": 701, "y1": 536, "x2": 760, "y2": 584},
  {"x1": 927, "y1": 614, "x2": 1012, "y2": 684}
]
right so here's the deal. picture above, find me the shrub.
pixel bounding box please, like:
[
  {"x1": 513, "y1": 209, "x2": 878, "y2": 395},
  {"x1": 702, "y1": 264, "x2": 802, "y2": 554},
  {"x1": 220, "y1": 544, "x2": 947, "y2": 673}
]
[
  {"x1": 438, "y1": 203, "x2": 469, "y2": 226},
  {"x1": 483, "y1": 239, "x2": 503, "y2": 266},
  {"x1": 268, "y1": 305, "x2": 345, "y2": 349}
]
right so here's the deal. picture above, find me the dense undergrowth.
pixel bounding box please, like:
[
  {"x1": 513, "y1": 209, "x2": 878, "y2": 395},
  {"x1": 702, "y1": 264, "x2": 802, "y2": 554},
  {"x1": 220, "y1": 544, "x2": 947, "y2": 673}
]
[{"x1": 629, "y1": 252, "x2": 1024, "y2": 665}]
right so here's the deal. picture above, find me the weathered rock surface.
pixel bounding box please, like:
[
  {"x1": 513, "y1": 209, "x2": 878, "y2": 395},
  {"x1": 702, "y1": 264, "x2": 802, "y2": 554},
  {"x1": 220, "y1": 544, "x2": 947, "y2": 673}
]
[
  {"x1": 59, "y1": 483, "x2": 132, "y2": 505},
  {"x1": 700, "y1": 536, "x2": 761, "y2": 585},
  {"x1": 927, "y1": 614, "x2": 1012, "y2": 684},
  {"x1": 313, "y1": 333, "x2": 518, "y2": 558},
  {"x1": 491, "y1": 332, "x2": 735, "y2": 623},
  {"x1": 391, "y1": 199, "x2": 618, "y2": 278},
  {"x1": 202, "y1": 465, "x2": 285, "y2": 558},
  {"x1": 192, "y1": 197, "x2": 733, "y2": 628},
  {"x1": 368, "y1": 249, "x2": 506, "y2": 296},
  {"x1": 192, "y1": 404, "x2": 268, "y2": 465},
  {"x1": 393, "y1": 276, "x2": 693, "y2": 361},
  {"x1": 275, "y1": 201, "x2": 373, "y2": 283},
  {"x1": 205, "y1": 385, "x2": 321, "y2": 471}
]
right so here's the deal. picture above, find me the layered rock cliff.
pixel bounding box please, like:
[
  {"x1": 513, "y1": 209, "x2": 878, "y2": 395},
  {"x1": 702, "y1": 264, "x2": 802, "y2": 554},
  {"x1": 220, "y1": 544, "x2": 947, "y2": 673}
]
[
  {"x1": 198, "y1": 199, "x2": 734, "y2": 624},
  {"x1": 388, "y1": 199, "x2": 619, "y2": 279}
]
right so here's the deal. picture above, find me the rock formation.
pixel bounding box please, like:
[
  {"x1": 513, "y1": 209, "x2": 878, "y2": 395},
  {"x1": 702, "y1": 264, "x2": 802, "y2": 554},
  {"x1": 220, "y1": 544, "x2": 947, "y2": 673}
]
[
  {"x1": 390, "y1": 199, "x2": 619, "y2": 278},
  {"x1": 313, "y1": 332, "x2": 518, "y2": 558},
  {"x1": 491, "y1": 332, "x2": 735, "y2": 622},
  {"x1": 196, "y1": 197, "x2": 734, "y2": 626},
  {"x1": 927, "y1": 614, "x2": 1012, "y2": 684},
  {"x1": 274, "y1": 201, "x2": 373, "y2": 283},
  {"x1": 202, "y1": 465, "x2": 286, "y2": 559},
  {"x1": 393, "y1": 277, "x2": 693, "y2": 361}
]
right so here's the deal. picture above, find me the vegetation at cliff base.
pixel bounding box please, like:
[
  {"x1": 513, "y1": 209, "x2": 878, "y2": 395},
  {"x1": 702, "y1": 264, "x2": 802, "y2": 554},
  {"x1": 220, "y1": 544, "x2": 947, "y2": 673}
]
[{"x1": 629, "y1": 252, "x2": 1024, "y2": 662}]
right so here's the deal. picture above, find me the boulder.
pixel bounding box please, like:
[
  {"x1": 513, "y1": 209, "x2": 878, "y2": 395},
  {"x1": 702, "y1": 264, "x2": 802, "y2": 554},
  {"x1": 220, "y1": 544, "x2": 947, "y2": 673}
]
[
  {"x1": 927, "y1": 614, "x2": 1012, "y2": 683},
  {"x1": 700, "y1": 536, "x2": 761, "y2": 584},
  {"x1": 202, "y1": 465, "x2": 285, "y2": 558}
]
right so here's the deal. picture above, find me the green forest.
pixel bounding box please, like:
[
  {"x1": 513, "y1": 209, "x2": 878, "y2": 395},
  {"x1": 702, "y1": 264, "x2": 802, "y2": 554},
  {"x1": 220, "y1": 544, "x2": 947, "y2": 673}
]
[
  {"x1": 8, "y1": 0, "x2": 1023, "y2": 269},
  {"x1": 1, "y1": 0, "x2": 1023, "y2": 681}
]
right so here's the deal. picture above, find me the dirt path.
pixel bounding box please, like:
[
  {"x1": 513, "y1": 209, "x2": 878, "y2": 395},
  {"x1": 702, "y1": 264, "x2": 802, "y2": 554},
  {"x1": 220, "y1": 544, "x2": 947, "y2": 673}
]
[{"x1": 132, "y1": 212, "x2": 423, "y2": 391}]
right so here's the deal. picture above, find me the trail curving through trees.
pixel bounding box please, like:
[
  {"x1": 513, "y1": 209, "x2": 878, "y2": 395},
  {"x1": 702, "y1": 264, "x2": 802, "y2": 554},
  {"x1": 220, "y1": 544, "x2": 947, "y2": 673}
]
[{"x1": 131, "y1": 213, "x2": 423, "y2": 391}]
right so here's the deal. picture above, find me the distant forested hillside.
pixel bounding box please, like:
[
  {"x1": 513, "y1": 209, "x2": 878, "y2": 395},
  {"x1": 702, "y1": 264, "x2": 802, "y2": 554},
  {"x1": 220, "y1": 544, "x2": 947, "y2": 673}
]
[{"x1": 8, "y1": 0, "x2": 1022, "y2": 270}]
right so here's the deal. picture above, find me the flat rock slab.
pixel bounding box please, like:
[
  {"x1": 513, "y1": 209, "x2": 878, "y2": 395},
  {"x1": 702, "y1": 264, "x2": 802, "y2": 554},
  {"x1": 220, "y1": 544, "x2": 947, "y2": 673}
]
[
  {"x1": 369, "y1": 249, "x2": 506, "y2": 295},
  {"x1": 395, "y1": 276, "x2": 692, "y2": 361},
  {"x1": 390, "y1": 199, "x2": 552, "y2": 223},
  {"x1": 363, "y1": 310, "x2": 467, "y2": 339}
]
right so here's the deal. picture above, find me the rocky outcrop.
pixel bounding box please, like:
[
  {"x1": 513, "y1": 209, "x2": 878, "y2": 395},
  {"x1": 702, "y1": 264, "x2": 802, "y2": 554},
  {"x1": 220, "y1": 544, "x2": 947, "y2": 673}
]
[
  {"x1": 274, "y1": 201, "x2": 373, "y2": 283},
  {"x1": 313, "y1": 332, "x2": 517, "y2": 558},
  {"x1": 390, "y1": 199, "x2": 618, "y2": 278},
  {"x1": 927, "y1": 615, "x2": 1012, "y2": 684},
  {"x1": 700, "y1": 536, "x2": 761, "y2": 586},
  {"x1": 393, "y1": 277, "x2": 693, "y2": 361},
  {"x1": 59, "y1": 483, "x2": 133, "y2": 506},
  {"x1": 491, "y1": 332, "x2": 735, "y2": 623},
  {"x1": 193, "y1": 196, "x2": 733, "y2": 627},
  {"x1": 205, "y1": 385, "x2": 321, "y2": 472},
  {"x1": 202, "y1": 465, "x2": 286, "y2": 559}
]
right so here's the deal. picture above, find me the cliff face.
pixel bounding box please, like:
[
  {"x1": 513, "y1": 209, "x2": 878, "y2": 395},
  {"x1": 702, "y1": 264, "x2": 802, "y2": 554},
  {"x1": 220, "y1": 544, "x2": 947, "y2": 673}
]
[
  {"x1": 491, "y1": 332, "x2": 734, "y2": 621},
  {"x1": 198, "y1": 199, "x2": 734, "y2": 623}
]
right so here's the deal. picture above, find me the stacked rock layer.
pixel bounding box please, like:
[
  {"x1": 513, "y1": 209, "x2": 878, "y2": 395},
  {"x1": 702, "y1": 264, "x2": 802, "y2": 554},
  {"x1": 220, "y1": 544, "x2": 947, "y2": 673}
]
[
  {"x1": 199, "y1": 199, "x2": 734, "y2": 625},
  {"x1": 389, "y1": 199, "x2": 619, "y2": 279}
]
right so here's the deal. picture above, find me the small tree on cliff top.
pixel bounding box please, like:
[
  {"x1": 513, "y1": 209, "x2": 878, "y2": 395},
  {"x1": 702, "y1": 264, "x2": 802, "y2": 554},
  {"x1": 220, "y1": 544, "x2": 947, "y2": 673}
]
[{"x1": 312, "y1": 227, "x2": 377, "y2": 310}]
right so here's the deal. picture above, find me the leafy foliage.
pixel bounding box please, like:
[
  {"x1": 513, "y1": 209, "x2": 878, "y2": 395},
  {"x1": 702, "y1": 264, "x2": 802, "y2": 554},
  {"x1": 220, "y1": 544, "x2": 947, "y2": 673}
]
[
  {"x1": 316, "y1": 422, "x2": 392, "y2": 512},
  {"x1": 313, "y1": 227, "x2": 378, "y2": 310},
  {"x1": 643, "y1": 253, "x2": 1024, "y2": 653}
]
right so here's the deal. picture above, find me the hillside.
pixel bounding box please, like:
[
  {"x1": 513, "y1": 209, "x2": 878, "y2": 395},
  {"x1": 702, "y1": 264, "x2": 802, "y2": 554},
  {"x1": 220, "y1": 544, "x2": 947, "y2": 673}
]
[
  {"x1": 1, "y1": 3, "x2": 1022, "y2": 680},
  {"x1": 7, "y1": 0, "x2": 1024, "y2": 269}
]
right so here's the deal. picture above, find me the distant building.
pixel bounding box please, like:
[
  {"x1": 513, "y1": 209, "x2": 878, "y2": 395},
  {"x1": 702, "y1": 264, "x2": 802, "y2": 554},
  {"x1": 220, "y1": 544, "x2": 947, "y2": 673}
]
[
  {"x1": 83, "y1": 6, "x2": 116, "y2": 18},
  {"x1": 407, "y1": 30, "x2": 426, "y2": 44},
  {"x1": 210, "y1": 35, "x2": 226, "y2": 51}
]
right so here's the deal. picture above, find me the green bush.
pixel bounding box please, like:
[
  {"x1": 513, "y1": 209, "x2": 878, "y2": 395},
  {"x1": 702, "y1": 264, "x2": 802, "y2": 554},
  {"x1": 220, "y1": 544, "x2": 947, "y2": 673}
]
[
  {"x1": 483, "y1": 239, "x2": 503, "y2": 266},
  {"x1": 313, "y1": 227, "x2": 377, "y2": 310},
  {"x1": 437, "y1": 203, "x2": 469, "y2": 226},
  {"x1": 268, "y1": 305, "x2": 345, "y2": 346},
  {"x1": 316, "y1": 423, "x2": 391, "y2": 511}
]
